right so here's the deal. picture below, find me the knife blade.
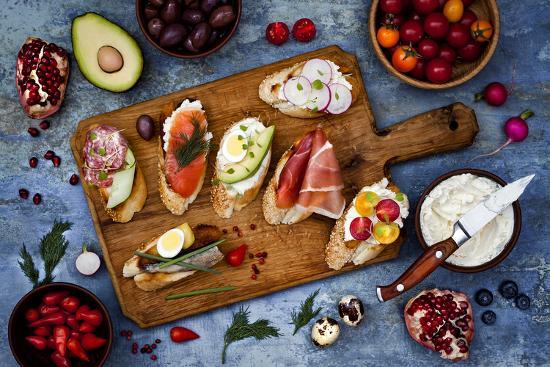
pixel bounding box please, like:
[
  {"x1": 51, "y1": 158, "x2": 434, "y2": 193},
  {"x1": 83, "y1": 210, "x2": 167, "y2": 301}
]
[{"x1": 454, "y1": 174, "x2": 535, "y2": 246}]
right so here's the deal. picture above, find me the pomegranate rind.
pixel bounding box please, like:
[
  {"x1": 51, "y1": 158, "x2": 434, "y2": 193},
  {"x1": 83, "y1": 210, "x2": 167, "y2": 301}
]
[{"x1": 404, "y1": 288, "x2": 474, "y2": 362}]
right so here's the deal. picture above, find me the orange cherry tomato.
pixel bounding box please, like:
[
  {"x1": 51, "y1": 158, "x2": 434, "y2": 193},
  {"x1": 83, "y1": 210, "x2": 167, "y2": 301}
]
[
  {"x1": 443, "y1": 0, "x2": 464, "y2": 23},
  {"x1": 377, "y1": 26, "x2": 400, "y2": 48},
  {"x1": 470, "y1": 20, "x2": 493, "y2": 42},
  {"x1": 392, "y1": 46, "x2": 418, "y2": 73},
  {"x1": 372, "y1": 222, "x2": 400, "y2": 244}
]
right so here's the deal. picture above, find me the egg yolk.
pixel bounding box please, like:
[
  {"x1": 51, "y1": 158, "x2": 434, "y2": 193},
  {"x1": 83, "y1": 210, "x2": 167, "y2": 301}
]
[
  {"x1": 226, "y1": 134, "x2": 245, "y2": 157},
  {"x1": 355, "y1": 191, "x2": 380, "y2": 217},
  {"x1": 160, "y1": 230, "x2": 182, "y2": 251}
]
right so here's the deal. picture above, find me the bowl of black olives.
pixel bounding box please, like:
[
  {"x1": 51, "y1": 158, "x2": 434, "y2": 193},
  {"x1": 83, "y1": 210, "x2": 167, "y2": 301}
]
[{"x1": 136, "y1": 0, "x2": 241, "y2": 58}]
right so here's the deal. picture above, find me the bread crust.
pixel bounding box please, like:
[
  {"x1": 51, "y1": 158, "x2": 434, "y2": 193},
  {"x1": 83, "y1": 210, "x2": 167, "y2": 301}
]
[{"x1": 258, "y1": 58, "x2": 360, "y2": 119}]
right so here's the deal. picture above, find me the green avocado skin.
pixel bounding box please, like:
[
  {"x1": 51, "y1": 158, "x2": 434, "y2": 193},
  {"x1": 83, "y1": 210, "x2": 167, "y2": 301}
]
[{"x1": 71, "y1": 12, "x2": 143, "y2": 92}]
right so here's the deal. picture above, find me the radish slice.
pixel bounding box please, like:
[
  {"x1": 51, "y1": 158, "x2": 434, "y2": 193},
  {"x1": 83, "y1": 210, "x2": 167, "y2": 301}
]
[
  {"x1": 326, "y1": 84, "x2": 352, "y2": 114},
  {"x1": 305, "y1": 80, "x2": 331, "y2": 112},
  {"x1": 283, "y1": 76, "x2": 312, "y2": 106},
  {"x1": 350, "y1": 217, "x2": 372, "y2": 241},
  {"x1": 75, "y1": 244, "x2": 101, "y2": 276},
  {"x1": 301, "y1": 59, "x2": 332, "y2": 85}
]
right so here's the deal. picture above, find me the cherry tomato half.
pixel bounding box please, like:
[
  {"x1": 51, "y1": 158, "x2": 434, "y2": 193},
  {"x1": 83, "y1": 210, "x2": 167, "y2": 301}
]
[
  {"x1": 392, "y1": 46, "x2": 419, "y2": 72},
  {"x1": 426, "y1": 58, "x2": 452, "y2": 84},
  {"x1": 423, "y1": 12, "x2": 449, "y2": 39},
  {"x1": 377, "y1": 26, "x2": 400, "y2": 48},
  {"x1": 471, "y1": 20, "x2": 493, "y2": 42}
]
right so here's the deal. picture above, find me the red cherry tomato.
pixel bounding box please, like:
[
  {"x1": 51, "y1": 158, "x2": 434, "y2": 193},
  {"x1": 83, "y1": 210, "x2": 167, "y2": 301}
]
[
  {"x1": 400, "y1": 19, "x2": 424, "y2": 44},
  {"x1": 459, "y1": 9, "x2": 478, "y2": 28},
  {"x1": 170, "y1": 326, "x2": 200, "y2": 343},
  {"x1": 417, "y1": 38, "x2": 440, "y2": 59},
  {"x1": 423, "y1": 12, "x2": 449, "y2": 39},
  {"x1": 392, "y1": 46, "x2": 419, "y2": 72},
  {"x1": 380, "y1": 0, "x2": 405, "y2": 13},
  {"x1": 426, "y1": 58, "x2": 452, "y2": 84},
  {"x1": 446, "y1": 23, "x2": 471, "y2": 48},
  {"x1": 412, "y1": 0, "x2": 440, "y2": 14},
  {"x1": 408, "y1": 58, "x2": 426, "y2": 79},
  {"x1": 382, "y1": 13, "x2": 405, "y2": 27},
  {"x1": 458, "y1": 41, "x2": 482, "y2": 61},
  {"x1": 410, "y1": 12, "x2": 423, "y2": 22},
  {"x1": 225, "y1": 244, "x2": 247, "y2": 267},
  {"x1": 438, "y1": 43, "x2": 457, "y2": 63}
]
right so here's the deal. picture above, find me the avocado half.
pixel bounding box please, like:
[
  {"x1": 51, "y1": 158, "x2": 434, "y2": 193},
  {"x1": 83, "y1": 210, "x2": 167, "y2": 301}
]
[{"x1": 72, "y1": 13, "x2": 143, "y2": 92}]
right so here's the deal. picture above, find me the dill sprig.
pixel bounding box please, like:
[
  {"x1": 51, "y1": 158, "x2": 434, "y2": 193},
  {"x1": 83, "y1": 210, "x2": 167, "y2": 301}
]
[
  {"x1": 174, "y1": 114, "x2": 210, "y2": 169},
  {"x1": 290, "y1": 289, "x2": 322, "y2": 335},
  {"x1": 222, "y1": 306, "x2": 281, "y2": 364},
  {"x1": 18, "y1": 220, "x2": 73, "y2": 288}
]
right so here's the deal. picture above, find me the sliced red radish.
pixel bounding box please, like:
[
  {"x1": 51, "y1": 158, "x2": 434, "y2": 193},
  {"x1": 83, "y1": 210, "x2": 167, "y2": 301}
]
[
  {"x1": 305, "y1": 80, "x2": 331, "y2": 112},
  {"x1": 283, "y1": 76, "x2": 312, "y2": 106},
  {"x1": 350, "y1": 217, "x2": 373, "y2": 241},
  {"x1": 301, "y1": 58, "x2": 332, "y2": 85},
  {"x1": 326, "y1": 84, "x2": 352, "y2": 114}
]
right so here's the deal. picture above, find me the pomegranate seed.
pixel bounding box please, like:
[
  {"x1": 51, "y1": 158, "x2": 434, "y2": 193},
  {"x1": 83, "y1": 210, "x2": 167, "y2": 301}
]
[
  {"x1": 127, "y1": 330, "x2": 133, "y2": 337},
  {"x1": 28, "y1": 127, "x2": 39, "y2": 137},
  {"x1": 251, "y1": 264, "x2": 260, "y2": 274},
  {"x1": 248, "y1": 253, "x2": 254, "y2": 259},
  {"x1": 143, "y1": 344, "x2": 150, "y2": 349},
  {"x1": 69, "y1": 174, "x2": 80, "y2": 185},
  {"x1": 255, "y1": 252, "x2": 263, "y2": 258},
  {"x1": 237, "y1": 230, "x2": 243, "y2": 237},
  {"x1": 52, "y1": 156, "x2": 61, "y2": 167},
  {"x1": 259, "y1": 258, "x2": 265, "y2": 265},
  {"x1": 151, "y1": 355, "x2": 157, "y2": 361},
  {"x1": 151, "y1": 343, "x2": 157, "y2": 349},
  {"x1": 250, "y1": 223, "x2": 256, "y2": 230},
  {"x1": 29, "y1": 157, "x2": 38, "y2": 168},
  {"x1": 120, "y1": 330, "x2": 127, "y2": 337},
  {"x1": 262, "y1": 252, "x2": 268, "y2": 258},
  {"x1": 44, "y1": 150, "x2": 55, "y2": 160},
  {"x1": 222, "y1": 228, "x2": 228, "y2": 234},
  {"x1": 146, "y1": 348, "x2": 153, "y2": 354},
  {"x1": 251, "y1": 274, "x2": 257, "y2": 280},
  {"x1": 39, "y1": 120, "x2": 50, "y2": 130},
  {"x1": 132, "y1": 342, "x2": 138, "y2": 348},
  {"x1": 33, "y1": 193, "x2": 41, "y2": 205},
  {"x1": 232, "y1": 226, "x2": 239, "y2": 232},
  {"x1": 155, "y1": 339, "x2": 161, "y2": 344},
  {"x1": 19, "y1": 188, "x2": 29, "y2": 199},
  {"x1": 132, "y1": 348, "x2": 138, "y2": 354}
]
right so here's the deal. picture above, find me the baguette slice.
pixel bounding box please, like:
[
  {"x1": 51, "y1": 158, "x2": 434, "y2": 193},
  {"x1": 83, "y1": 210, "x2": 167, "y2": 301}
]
[
  {"x1": 258, "y1": 58, "x2": 360, "y2": 119},
  {"x1": 211, "y1": 119, "x2": 272, "y2": 218}
]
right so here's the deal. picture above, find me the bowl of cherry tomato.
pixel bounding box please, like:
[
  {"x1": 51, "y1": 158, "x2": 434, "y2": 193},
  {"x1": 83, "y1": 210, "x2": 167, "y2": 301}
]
[
  {"x1": 9, "y1": 282, "x2": 113, "y2": 367},
  {"x1": 369, "y1": 0, "x2": 500, "y2": 89}
]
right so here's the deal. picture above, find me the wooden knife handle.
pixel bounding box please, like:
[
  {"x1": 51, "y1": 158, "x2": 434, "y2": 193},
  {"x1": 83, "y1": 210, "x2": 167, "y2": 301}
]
[{"x1": 376, "y1": 238, "x2": 459, "y2": 302}]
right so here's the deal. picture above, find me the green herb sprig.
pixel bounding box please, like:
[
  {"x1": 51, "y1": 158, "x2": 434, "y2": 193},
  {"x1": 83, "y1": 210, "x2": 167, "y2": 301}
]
[
  {"x1": 18, "y1": 220, "x2": 73, "y2": 288},
  {"x1": 222, "y1": 307, "x2": 281, "y2": 364},
  {"x1": 290, "y1": 289, "x2": 322, "y2": 335},
  {"x1": 174, "y1": 115, "x2": 210, "y2": 169}
]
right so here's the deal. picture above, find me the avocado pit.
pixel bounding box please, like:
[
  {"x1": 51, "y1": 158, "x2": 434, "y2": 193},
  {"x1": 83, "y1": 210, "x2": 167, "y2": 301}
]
[{"x1": 97, "y1": 45, "x2": 123, "y2": 73}]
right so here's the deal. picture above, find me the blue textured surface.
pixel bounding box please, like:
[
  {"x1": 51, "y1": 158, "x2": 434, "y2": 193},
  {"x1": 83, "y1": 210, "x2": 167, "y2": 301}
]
[{"x1": 1, "y1": 0, "x2": 549, "y2": 366}]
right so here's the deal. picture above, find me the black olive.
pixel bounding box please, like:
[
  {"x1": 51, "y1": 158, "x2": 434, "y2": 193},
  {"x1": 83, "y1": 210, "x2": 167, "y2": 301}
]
[
  {"x1": 144, "y1": 4, "x2": 159, "y2": 19},
  {"x1": 147, "y1": 18, "x2": 165, "y2": 39},
  {"x1": 181, "y1": 9, "x2": 204, "y2": 25},
  {"x1": 136, "y1": 115, "x2": 155, "y2": 141},
  {"x1": 200, "y1": 0, "x2": 219, "y2": 14},
  {"x1": 159, "y1": 23, "x2": 188, "y2": 48},
  {"x1": 183, "y1": 36, "x2": 199, "y2": 53},
  {"x1": 149, "y1": 0, "x2": 165, "y2": 7},
  {"x1": 190, "y1": 22, "x2": 212, "y2": 49},
  {"x1": 209, "y1": 5, "x2": 235, "y2": 29},
  {"x1": 160, "y1": 0, "x2": 181, "y2": 24}
]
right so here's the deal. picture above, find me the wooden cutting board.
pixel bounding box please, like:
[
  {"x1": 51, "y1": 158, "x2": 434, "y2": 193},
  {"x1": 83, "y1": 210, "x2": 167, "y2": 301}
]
[{"x1": 70, "y1": 45, "x2": 479, "y2": 328}]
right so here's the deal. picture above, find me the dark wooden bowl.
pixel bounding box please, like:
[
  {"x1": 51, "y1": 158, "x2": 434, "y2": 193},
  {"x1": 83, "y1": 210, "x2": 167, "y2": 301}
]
[
  {"x1": 415, "y1": 168, "x2": 521, "y2": 273},
  {"x1": 9, "y1": 282, "x2": 113, "y2": 367},
  {"x1": 369, "y1": 0, "x2": 500, "y2": 89},
  {"x1": 136, "y1": 0, "x2": 242, "y2": 59}
]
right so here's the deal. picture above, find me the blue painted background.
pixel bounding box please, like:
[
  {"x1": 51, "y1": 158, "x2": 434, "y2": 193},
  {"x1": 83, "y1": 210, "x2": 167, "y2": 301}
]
[{"x1": 1, "y1": 0, "x2": 548, "y2": 366}]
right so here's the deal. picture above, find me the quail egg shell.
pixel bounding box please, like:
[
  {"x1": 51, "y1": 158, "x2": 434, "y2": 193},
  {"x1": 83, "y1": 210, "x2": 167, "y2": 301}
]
[
  {"x1": 311, "y1": 317, "x2": 340, "y2": 347},
  {"x1": 157, "y1": 228, "x2": 185, "y2": 258},
  {"x1": 338, "y1": 295, "x2": 365, "y2": 326},
  {"x1": 221, "y1": 130, "x2": 247, "y2": 163}
]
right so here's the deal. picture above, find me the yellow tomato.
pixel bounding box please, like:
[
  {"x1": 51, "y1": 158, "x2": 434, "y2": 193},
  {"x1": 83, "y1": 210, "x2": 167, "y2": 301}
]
[
  {"x1": 355, "y1": 191, "x2": 380, "y2": 217},
  {"x1": 471, "y1": 20, "x2": 494, "y2": 42},
  {"x1": 443, "y1": 0, "x2": 464, "y2": 23},
  {"x1": 372, "y1": 222, "x2": 400, "y2": 244}
]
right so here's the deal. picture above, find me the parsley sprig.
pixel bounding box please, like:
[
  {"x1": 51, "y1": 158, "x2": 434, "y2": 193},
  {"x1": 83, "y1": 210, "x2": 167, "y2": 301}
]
[{"x1": 290, "y1": 289, "x2": 322, "y2": 335}]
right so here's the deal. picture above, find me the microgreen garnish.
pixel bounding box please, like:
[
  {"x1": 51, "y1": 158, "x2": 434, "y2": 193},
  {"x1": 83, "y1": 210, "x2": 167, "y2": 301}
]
[
  {"x1": 226, "y1": 168, "x2": 235, "y2": 174},
  {"x1": 239, "y1": 125, "x2": 248, "y2": 132},
  {"x1": 242, "y1": 144, "x2": 248, "y2": 150},
  {"x1": 174, "y1": 114, "x2": 210, "y2": 169},
  {"x1": 249, "y1": 152, "x2": 255, "y2": 158},
  {"x1": 297, "y1": 82, "x2": 303, "y2": 91},
  {"x1": 290, "y1": 289, "x2": 322, "y2": 335},
  {"x1": 237, "y1": 135, "x2": 244, "y2": 140},
  {"x1": 335, "y1": 91, "x2": 340, "y2": 101},
  {"x1": 312, "y1": 106, "x2": 319, "y2": 112},
  {"x1": 383, "y1": 213, "x2": 390, "y2": 223},
  {"x1": 89, "y1": 132, "x2": 97, "y2": 140},
  {"x1": 222, "y1": 307, "x2": 281, "y2": 364},
  {"x1": 98, "y1": 147, "x2": 106, "y2": 156},
  {"x1": 395, "y1": 192, "x2": 404, "y2": 202},
  {"x1": 312, "y1": 79, "x2": 323, "y2": 90},
  {"x1": 98, "y1": 171, "x2": 108, "y2": 180}
]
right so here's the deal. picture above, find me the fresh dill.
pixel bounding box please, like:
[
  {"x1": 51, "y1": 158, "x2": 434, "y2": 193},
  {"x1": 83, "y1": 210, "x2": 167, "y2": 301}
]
[
  {"x1": 290, "y1": 289, "x2": 322, "y2": 335},
  {"x1": 174, "y1": 114, "x2": 210, "y2": 169}
]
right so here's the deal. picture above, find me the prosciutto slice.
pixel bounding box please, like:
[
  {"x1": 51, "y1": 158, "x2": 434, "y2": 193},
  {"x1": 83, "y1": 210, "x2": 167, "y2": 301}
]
[{"x1": 276, "y1": 127, "x2": 345, "y2": 219}]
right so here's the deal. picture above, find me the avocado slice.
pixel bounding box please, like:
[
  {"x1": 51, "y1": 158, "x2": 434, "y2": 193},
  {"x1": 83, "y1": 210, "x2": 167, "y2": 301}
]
[
  {"x1": 219, "y1": 126, "x2": 275, "y2": 184},
  {"x1": 72, "y1": 13, "x2": 143, "y2": 92},
  {"x1": 106, "y1": 148, "x2": 136, "y2": 208}
]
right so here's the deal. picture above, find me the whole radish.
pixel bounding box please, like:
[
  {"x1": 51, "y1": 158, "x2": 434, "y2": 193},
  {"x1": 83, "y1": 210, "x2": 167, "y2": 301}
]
[
  {"x1": 75, "y1": 244, "x2": 101, "y2": 276},
  {"x1": 472, "y1": 110, "x2": 534, "y2": 160},
  {"x1": 475, "y1": 82, "x2": 508, "y2": 106}
]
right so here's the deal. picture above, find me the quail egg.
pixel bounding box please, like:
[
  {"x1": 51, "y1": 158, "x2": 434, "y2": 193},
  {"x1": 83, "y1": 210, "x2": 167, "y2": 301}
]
[
  {"x1": 311, "y1": 317, "x2": 340, "y2": 347},
  {"x1": 338, "y1": 295, "x2": 365, "y2": 327}
]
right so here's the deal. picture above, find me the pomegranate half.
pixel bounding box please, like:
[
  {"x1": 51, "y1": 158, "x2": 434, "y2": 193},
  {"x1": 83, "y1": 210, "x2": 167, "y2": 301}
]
[
  {"x1": 16, "y1": 37, "x2": 69, "y2": 119},
  {"x1": 404, "y1": 288, "x2": 474, "y2": 361}
]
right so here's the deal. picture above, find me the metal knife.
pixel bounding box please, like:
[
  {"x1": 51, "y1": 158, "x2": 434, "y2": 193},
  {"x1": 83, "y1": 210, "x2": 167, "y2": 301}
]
[{"x1": 376, "y1": 174, "x2": 535, "y2": 302}]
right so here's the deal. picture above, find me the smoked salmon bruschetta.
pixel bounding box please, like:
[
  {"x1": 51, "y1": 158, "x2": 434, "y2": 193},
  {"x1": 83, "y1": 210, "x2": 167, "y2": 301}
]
[
  {"x1": 262, "y1": 127, "x2": 346, "y2": 225},
  {"x1": 82, "y1": 124, "x2": 147, "y2": 223},
  {"x1": 158, "y1": 99, "x2": 212, "y2": 215},
  {"x1": 259, "y1": 57, "x2": 360, "y2": 119}
]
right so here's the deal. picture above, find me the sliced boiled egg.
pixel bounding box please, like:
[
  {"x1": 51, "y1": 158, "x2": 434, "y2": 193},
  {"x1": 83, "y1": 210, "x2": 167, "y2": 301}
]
[
  {"x1": 221, "y1": 130, "x2": 247, "y2": 163},
  {"x1": 157, "y1": 228, "x2": 185, "y2": 259}
]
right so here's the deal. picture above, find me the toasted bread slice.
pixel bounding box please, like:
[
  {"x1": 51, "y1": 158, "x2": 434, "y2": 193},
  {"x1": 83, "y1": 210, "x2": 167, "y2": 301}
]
[
  {"x1": 258, "y1": 58, "x2": 360, "y2": 119},
  {"x1": 262, "y1": 148, "x2": 311, "y2": 225}
]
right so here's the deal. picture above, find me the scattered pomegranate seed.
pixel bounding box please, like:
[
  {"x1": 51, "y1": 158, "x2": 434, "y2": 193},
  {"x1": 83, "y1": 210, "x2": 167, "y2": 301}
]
[
  {"x1": 132, "y1": 348, "x2": 138, "y2": 354},
  {"x1": 28, "y1": 127, "x2": 39, "y2": 137},
  {"x1": 255, "y1": 252, "x2": 262, "y2": 258},
  {"x1": 259, "y1": 258, "x2": 265, "y2": 265},
  {"x1": 222, "y1": 228, "x2": 228, "y2": 234},
  {"x1": 33, "y1": 193, "x2": 41, "y2": 205},
  {"x1": 251, "y1": 274, "x2": 257, "y2": 280},
  {"x1": 146, "y1": 349, "x2": 153, "y2": 354},
  {"x1": 155, "y1": 339, "x2": 161, "y2": 344},
  {"x1": 127, "y1": 330, "x2": 133, "y2": 337},
  {"x1": 232, "y1": 226, "x2": 239, "y2": 232},
  {"x1": 69, "y1": 174, "x2": 80, "y2": 185},
  {"x1": 262, "y1": 251, "x2": 268, "y2": 258},
  {"x1": 251, "y1": 264, "x2": 260, "y2": 274},
  {"x1": 238, "y1": 230, "x2": 244, "y2": 237},
  {"x1": 132, "y1": 342, "x2": 138, "y2": 348},
  {"x1": 151, "y1": 343, "x2": 157, "y2": 349},
  {"x1": 44, "y1": 150, "x2": 55, "y2": 160},
  {"x1": 39, "y1": 120, "x2": 50, "y2": 130},
  {"x1": 29, "y1": 157, "x2": 38, "y2": 168},
  {"x1": 250, "y1": 223, "x2": 256, "y2": 230},
  {"x1": 248, "y1": 253, "x2": 254, "y2": 259},
  {"x1": 52, "y1": 156, "x2": 61, "y2": 167},
  {"x1": 151, "y1": 355, "x2": 157, "y2": 361},
  {"x1": 120, "y1": 330, "x2": 127, "y2": 337},
  {"x1": 19, "y1": 188, "x2": 29, "y2": 199}
]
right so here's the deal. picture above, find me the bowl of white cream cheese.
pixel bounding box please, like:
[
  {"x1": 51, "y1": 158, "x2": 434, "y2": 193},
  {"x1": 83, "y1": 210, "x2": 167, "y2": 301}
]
[{"x1": 415, "y1": 169, "x2": 521, "y2": 272}]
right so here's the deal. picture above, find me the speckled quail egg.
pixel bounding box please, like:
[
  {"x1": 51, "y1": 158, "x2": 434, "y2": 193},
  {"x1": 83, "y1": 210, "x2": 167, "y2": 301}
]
[
  {"x1": 311, "y1": 317, "x2": 340, "y2": 347},
  {"x1": 338, "y1": 295, "x2": 365, "y2": 327}
]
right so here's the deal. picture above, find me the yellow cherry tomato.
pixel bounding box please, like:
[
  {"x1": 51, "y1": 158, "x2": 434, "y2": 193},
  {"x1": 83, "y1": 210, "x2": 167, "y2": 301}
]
[
  {"x1": 471, "y1": 20, "x2": 493, "y2": 42},
  {"x1": 355, "y1": 191, "x2": 380, "y2": 217},
  {"x1": 443, "y1": 0, "x2": 464, "y2": 23},
  {"x1": 377, "y1": 26, "x2": 400, "y2": 48},
  {"x1": 372, "y1": 222, "x2": 400, "y2": 244}
]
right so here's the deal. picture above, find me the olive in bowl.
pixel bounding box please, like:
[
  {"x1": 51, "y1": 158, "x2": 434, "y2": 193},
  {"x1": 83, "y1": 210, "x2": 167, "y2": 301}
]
[
  {"x1": 136, "y1": 0, "x2": 242, "y2": 58},
  {"x1": 9, "y1": 282, "x2": 113, "y2": 367}
]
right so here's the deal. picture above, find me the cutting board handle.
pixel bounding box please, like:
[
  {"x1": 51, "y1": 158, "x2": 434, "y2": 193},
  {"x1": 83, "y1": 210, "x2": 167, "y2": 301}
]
[{"x1": 376, "y1": 102, "x2": 479, "y2": 168}]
